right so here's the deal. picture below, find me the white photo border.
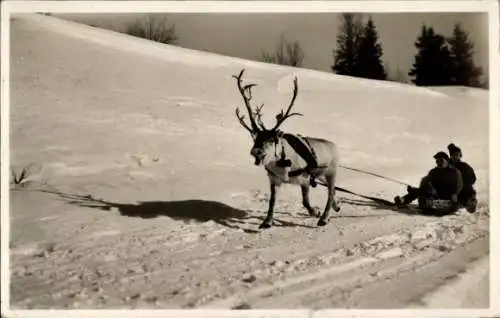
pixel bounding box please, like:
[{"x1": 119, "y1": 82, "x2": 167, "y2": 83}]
[{"x1": 1, "y1": 1, "x2": 499, "y2": 317}]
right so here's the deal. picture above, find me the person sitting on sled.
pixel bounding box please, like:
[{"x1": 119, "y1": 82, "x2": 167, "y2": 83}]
[
  {"x1": 394, "y1": 151, "x2": 463, "y2": 215},
  {"x1": 447, "y1": 143, "x2": 478, "y2": 213}
]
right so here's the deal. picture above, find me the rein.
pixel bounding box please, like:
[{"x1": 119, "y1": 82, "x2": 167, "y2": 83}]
[{"x1": 338, "y1": 165, "x2": 411, "y2": 187}]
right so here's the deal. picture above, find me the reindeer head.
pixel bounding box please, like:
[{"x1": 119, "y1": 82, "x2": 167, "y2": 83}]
[{"x1": 233, "y1": 69, "x2": 302, "y2": 166}]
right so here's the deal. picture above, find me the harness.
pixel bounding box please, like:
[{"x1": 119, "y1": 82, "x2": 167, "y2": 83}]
[
  {"x1": 282, "y1": 133, "x2": 319, "y2": 174},
  {"x1": 270, "y1": 132, "x2": 322, "y2": 183}
]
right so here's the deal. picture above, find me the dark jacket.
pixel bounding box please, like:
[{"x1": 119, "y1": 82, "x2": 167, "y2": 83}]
[
  {"x1": 451, "y1": 161, "x2": 476, "y2": 189},
  {"x1": 426, "y1": 166, "x2": 463, "y2": 199}
]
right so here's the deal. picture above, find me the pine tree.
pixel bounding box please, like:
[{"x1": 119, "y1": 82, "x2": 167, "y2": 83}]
[
  {"x1": 355, "y1": 17, "x2": 387, "y2": 80},
  {"x1": 447, "y1": 23, "x2": 483, "y2": 87},
  {"x1": 408, "y1": 25, "x2": 453, "y2": 86},
  {"x1": 331, "y1": 13, "x2": 363, "y2": 76}
]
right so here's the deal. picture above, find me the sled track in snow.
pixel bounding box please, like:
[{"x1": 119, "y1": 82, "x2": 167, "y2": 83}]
[
  {"x1": 10, "y1": 186, "x2": 489, "y2": 309},
  {"x1": 198, "y1": 208, "x2": 489, "y2": 309}
]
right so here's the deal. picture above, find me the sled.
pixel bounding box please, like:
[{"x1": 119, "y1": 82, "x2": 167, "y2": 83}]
[
  {"x1": 429, "y1": 199, "x2": 453, "y2": 210},
  {"x1": 315, "y1": 166, "x2": 474, "y2": 216}
]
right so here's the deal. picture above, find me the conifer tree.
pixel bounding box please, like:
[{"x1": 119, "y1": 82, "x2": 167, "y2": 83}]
[
  {"x1": 331, "y1": 13, "x2": 363, "y2": 76},
  {"x1": 355, "y1": 17, "x2": 387, "y2": 80},
  {"x1": 447, "y1": 23, "x2": 483, "y2": 87},
  {"x1": 408, "y1": 25, "x2": 453, "y2": 86}
]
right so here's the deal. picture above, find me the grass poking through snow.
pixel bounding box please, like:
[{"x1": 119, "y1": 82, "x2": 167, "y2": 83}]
[{"x1": 10, "y1": 164, "x2": 33, "y2": 188}]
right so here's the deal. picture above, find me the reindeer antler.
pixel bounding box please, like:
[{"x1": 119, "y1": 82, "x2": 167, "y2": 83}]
[
  {"x1": 270, "y1": 76, "x2": 302, "y2": 131},
  {"x1": 233, "y1": 69, "x2": 260, "y2": 134},
  {"x1": 235, "y1": 108, "x2": 254, "y2": 135},
  {"x1": 233, "y1": 69, "x2": 302, "y2": 134},
  {"x1": 254, "y1": 103, "x2": 268, "y2": 131}
]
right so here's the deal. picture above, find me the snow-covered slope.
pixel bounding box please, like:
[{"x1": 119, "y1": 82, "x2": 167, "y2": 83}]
[{"x1": 9, "y1": 13, "x2": 490, "y2": 309}]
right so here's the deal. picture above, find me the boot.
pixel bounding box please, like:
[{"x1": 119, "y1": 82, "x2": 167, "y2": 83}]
[
  {"x1": 394, "y1": 196, "x2": 406, "y2": 207},
  {"x1": 466, "y1": 197, "x2": 478, "y2": 213}
]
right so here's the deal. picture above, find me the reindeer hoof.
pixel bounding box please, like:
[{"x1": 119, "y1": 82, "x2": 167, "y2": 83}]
[
  {"x1": 259, "y1": 222, "x2": 272, "y2": 229},
  {"x1": 307, "y1": 207, "x2": 321, "y2": 218},
  {"x1": 317, "y1": 218, "x2": 328, "y2": 227}
]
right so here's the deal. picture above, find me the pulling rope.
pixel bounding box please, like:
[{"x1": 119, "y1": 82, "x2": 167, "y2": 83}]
[
  {"x1": 314, "y1": 180, "x2": 396, "y2": 207},
  {"x1": 314, "y1": 163, "x2": 412, "y2": 207},
  {"x1": 339, "y1": 165, "x2": 412, "y2": 187}
]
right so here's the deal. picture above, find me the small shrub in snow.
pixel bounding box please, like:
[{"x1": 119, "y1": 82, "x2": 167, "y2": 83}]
[
  {"x1": 125, "y1": 15, "x2": 179, "y2": 45},
  {"x1": 261, "y1": 34, "x2": 305, "y2": 67},
  {"x1": 11, "y1": 164, "x2": 33, "y2": 188}
]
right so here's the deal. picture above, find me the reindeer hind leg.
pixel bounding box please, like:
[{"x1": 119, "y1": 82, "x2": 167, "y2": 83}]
[
  {"x1": 301, "y1": 183, "x2": 320, "y2": 217},
  {"x1": 329, "y1": 167, "x2": 341, "y2": 212},
  {"x1": 318, "y1": 172, "x2": 340, "y2": 226}
]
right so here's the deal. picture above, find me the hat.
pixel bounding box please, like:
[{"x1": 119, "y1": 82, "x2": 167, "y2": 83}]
[
  {"x1": 447, "y1": 143, "x2": 462, "y2": 155},
  {"x1": 433, "y1": 151, "x2": 450, "y2": 161}
]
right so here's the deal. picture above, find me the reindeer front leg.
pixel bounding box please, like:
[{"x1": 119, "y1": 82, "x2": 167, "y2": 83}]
[{"x1": 260, "y1": 181, "x2": 277, "y2": 229}]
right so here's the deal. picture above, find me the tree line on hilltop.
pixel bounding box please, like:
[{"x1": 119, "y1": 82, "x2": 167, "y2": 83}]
[
  {"x1": 330, "y1": 13, "x2": 484, "y2": 88},
  {"x1": 124, "y1": 14, "x2": 485, "y2": 89}
]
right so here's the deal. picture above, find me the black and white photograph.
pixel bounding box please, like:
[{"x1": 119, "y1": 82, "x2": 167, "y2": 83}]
[{"x1": 1, "y1": 0, "x2": 498, "y2": 315}]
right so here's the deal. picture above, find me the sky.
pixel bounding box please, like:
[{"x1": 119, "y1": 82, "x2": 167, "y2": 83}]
[{"x1": 57, "y1": 12, "x2": 490, "y2": 83}]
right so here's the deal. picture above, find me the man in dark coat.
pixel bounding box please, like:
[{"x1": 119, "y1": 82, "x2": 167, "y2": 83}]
[
  {"x1": 395, "y1": 151, "x2": 463, "y2": 215},
  {"x1": 447, "y1": 143, "x2": 477, "y2": 213}
]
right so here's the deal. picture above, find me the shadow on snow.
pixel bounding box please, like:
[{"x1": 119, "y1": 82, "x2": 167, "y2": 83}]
[
  {"x1": 37, "y1": 189, "x2": 317, "y2": 232},
  {"x1": 35, "y1": 186, "x2": 444, "y2": 233}
]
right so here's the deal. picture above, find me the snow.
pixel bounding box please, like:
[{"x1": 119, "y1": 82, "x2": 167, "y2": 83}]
[
  {"x1": 419, "y1": 255, "x2": 489, "y2": 308},
  {"x1": 7, "y1": 13, "x2": 490, "y2": 310}
]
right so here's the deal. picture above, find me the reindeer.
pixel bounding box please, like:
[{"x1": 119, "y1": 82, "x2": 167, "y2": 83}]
[{"x1": 233, "y1": 69, "x2": 341, "y2": 229}]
